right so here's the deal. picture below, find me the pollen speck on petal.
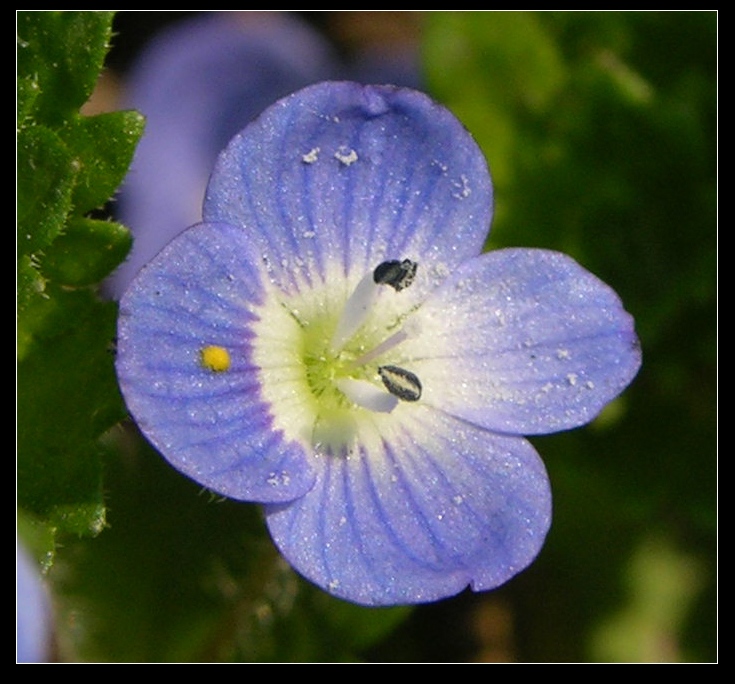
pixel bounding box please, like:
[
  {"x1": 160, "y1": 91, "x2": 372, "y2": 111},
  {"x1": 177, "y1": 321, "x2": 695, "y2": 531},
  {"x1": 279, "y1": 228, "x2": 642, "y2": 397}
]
[
  {"x1": 200, "y1": 345, "x2": 231, "y2": 372},
  {"x1": 116, "y1": 221, "x2": 315, "y2": 504},
  {"x1": 302, "y1": 147, "x2": 320, "y2": 164},
  {"x1": 334, "y1": 145, "x2": 358, "y2": 166}
]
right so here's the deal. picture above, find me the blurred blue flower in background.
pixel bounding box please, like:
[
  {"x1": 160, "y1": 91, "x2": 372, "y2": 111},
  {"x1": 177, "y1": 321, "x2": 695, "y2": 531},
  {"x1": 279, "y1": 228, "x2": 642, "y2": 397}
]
[
  {"x1": 115, "y1": 81, "x2": 641, "y2": 606},
  {"x1": 17, "y1": 542, "x2": 51, "y2": 663},
  {"x1": 105, "y1": 12, "x2": 420, "y2": 299}
]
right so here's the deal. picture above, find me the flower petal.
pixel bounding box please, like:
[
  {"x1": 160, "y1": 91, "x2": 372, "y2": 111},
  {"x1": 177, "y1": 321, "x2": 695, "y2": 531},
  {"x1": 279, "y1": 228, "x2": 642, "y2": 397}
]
[
  {"x1": 406, "y1": 248, "x2": 642, "y2": 435},
  {"x1": 17, "y1": 541, "x2": 52, "y2": 663},
  {"x1": 265, "y1": 405, "x2": 551, "y2": 606},
  {"x1": 203, "y1": 81, "x2": 493, "y2": 297},
  {"x1": 116, "y1": 222, "x2": 315, "y2": 502},
  {"x1": 105, "y1": 13, "x2": 339, "y2": 299}
]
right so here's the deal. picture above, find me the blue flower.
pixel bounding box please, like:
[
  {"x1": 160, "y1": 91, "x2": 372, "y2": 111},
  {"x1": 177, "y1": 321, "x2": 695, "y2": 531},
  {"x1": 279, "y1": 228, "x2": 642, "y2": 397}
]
[
  {"x1": 17, "y1": 541, "x2": 51, "y2": 663},
  {"x1": 105, "y1": 12, "x2": 420, "y2": 299},
  {"x1": 105, "y1": 13, "x2": 339, "y2": 299},
  {"x1": 116, "y1": 82, "x2": 641, "y2": 606}
]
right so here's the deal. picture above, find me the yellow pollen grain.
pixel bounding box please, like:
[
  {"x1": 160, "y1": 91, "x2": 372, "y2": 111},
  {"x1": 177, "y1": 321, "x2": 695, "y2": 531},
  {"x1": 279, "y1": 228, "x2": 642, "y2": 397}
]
[{"x1": 200, "y1": 345, "x2": 231, "y2": 372}]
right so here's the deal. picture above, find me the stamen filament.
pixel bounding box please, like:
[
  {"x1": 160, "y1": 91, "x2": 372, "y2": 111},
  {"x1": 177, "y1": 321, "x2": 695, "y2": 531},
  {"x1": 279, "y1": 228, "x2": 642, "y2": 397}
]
[
  {"x1": 330, "y1": 273, "x2": 379, "y2": 353},
  {"x1": 335, "y1": 377, "x2": 399, "y2": 413},
  {"x1": 352, "y1": 329, "x2": 409, "y2": 366}
]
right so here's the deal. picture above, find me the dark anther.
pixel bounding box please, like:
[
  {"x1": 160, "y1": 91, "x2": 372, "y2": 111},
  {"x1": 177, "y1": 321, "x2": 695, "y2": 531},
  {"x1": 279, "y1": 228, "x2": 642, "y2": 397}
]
[
  {"x1": 373, "y1": 259, "x2": 418, "y2": 291},
  {"x1": 378, "y1": 365, "x2": 422, "y2": 402}
]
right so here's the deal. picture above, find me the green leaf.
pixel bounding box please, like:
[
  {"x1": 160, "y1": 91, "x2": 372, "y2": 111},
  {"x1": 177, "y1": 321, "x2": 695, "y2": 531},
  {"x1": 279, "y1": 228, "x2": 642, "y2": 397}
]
[
  {"x1": 17, "y1": 74, "x2": 41, "y2": 125},
  {"x1": 17, "y1": 11, "x2": 115, "y2": 126},
  {"x1": 17, "y1": 254, "x2": 47, "y2": 317},
  {"x1": 423, "y1": 11, "x2": 565, "y2": 203},
  {"x1": 17, "y1": 124, "x2": 77, "y2": 259},
  {"x1": 17, "y1": 11, "x2": 144, "y2": 539},
  {"x1": 41, "y1": 216, "x2": 132, "y2": 286},
  {"x1": 17, "y1": 285, "x2": 123, "y2": 536},
  {"x1": 308, "y1": 592, "x2": 412, "y2": 653},
  {"x1": 62, "y1": 110, "x2": 146, "y2": 214},
  {"x1": 425, "y1": 11, "x2": 565, "y2": 112}
]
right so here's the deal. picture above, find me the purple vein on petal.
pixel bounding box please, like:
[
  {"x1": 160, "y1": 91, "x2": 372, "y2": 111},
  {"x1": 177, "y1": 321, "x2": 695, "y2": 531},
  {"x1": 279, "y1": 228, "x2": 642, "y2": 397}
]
[{"x1": 363, "y1": 439, "x2": 455, "y2": 572}]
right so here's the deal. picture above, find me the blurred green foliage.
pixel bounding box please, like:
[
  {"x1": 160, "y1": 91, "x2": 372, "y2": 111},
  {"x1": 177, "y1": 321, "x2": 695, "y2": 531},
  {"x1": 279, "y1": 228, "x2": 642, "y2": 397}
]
[
  {"x1": 17, "y1": 11, "x2": 716, "y2": 662},
  {"x1": 424, "y1": 10, "x2": 716, "y2": 662}
]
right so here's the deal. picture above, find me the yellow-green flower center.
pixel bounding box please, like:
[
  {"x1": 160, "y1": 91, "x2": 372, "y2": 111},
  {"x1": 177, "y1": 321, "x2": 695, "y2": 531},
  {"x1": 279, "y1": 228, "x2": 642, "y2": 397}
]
[{"x1": 251, "y1": 262, "x2": 421, "y2": 454}]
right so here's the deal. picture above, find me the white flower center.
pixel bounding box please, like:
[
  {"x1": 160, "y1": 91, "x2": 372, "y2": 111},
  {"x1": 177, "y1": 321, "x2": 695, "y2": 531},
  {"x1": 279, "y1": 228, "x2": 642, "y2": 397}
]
[{"x1": 251, "y1": 260, "x2": 422, "y2": 454}]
